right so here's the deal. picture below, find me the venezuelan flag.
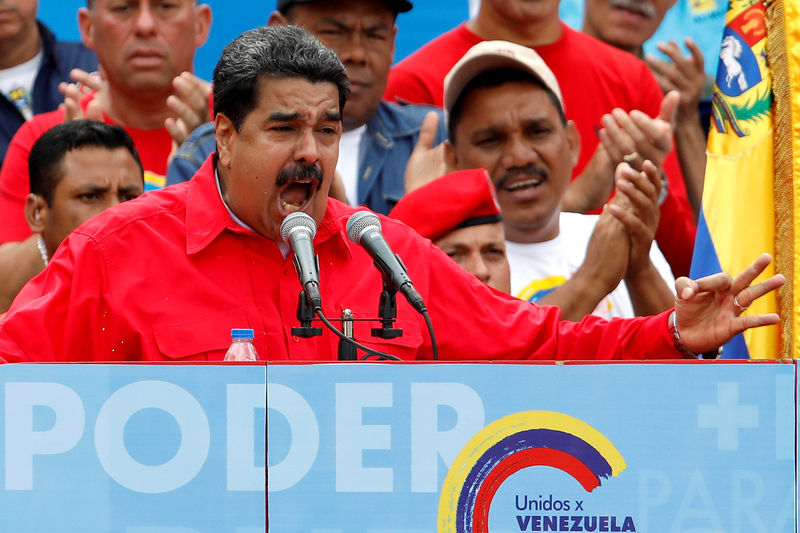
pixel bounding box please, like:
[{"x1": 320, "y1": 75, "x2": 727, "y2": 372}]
[{"x1": 690, "y1": 0, "x2": 780, "y2": 358}]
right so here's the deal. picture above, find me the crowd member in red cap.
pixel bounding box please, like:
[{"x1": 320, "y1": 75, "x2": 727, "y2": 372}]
[
  {"x1": 390, "y1": 168, "x2": 511, "y2": 293},
  {"x1": 442, "y1": 40, "x2": 676, "y2": 321}
]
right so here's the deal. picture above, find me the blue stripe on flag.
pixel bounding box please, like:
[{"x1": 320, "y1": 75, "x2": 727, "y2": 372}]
[{"x1": 691, "y1": 213, "x2": 749, "y2": 359}]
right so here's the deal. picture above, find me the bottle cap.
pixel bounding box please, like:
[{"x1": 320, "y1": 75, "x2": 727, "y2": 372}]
[{"x1": 231, "y1": 328, "x2": 255, "y2": 339}]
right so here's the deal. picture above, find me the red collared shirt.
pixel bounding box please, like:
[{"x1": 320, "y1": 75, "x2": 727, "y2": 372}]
[{"x1": 0, "y1": 157, "x2": 681, "y2": 362}]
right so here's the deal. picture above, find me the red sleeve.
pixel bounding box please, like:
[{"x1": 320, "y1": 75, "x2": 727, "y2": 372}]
[
  {"x1": 385, "y1": 59, "x2": 443, "y2": 107},
  {"x1": 0, "y1": 230, "x2": 134, "y2": 362},
  {"x1": 417, "y1": 239, "x2": 682, "y2": 361},
  {"x1": 0, "y1": 110, "x2": 65, "y2": 244}
]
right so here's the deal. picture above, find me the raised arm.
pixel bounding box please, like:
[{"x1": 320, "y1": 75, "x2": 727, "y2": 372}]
[
  {"x1": 607, "y1": 160, "x2": 674, "y2": 316},
  {"x1": 674, "y1": 254, "x2": 785, "y2": 355}
]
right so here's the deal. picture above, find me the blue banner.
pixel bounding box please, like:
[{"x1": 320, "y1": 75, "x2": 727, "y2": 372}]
[
  {"x1": 0, "y1": 361, "x2": 794, "y2": 532},
  {"x1": 0, "y1": 364, "x2": 266, "y2": 533}
]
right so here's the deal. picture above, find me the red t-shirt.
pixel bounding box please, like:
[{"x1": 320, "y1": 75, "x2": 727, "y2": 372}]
[
  {"x1": 385, "y1": 23, "x2": 697, "y2": 277},
  {"x1": 0, "y1": 157, "x2": 682, "y2": 362},
  {"x1": 0, "y1": 92, "x2": 173, "y2": 243}
]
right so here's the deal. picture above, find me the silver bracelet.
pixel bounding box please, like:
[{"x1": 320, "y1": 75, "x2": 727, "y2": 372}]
[{"x1": 667, "y1": 310, "x2": 721, "y2": 359}]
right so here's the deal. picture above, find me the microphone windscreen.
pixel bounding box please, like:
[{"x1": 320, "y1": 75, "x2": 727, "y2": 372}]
[
  {"x1": 346, "y1": 211, "x2": 381, "y2": 244},
  {"x1": 280, "y1": 212, "x2": 317, "y2": 243}
]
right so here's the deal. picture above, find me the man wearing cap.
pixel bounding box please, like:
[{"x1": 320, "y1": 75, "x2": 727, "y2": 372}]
[
  {"x1": 167, "y1": 0, "x2": 446, "y2": 217},
  {"x1": 390, "y1": 168, "x2": 511, "y2": 294},
  {"x1": 384, "y1": 0, "x2": 697, "y2": 281},
  {"x1": 442, "y1": 40, "x2": 676, "y2": 320},
  {"x1": 0, "y1": 25, "x2": 783, "y2": 363}
]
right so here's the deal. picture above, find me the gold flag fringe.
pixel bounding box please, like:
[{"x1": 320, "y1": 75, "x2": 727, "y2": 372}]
[{"x1": 765, "y1": 0, "x2": 794, "y2": 357}]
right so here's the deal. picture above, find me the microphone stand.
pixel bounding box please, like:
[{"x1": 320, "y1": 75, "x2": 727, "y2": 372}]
[
  {"x1": 337, "y1": 309, "x2": 358, "y2": 360},
  {"x1": 371, "y1": 279, "x2": 403, "y2": 339},
  {"x1": 291, "y1": 290, "x2": 322, "y2": 338}
]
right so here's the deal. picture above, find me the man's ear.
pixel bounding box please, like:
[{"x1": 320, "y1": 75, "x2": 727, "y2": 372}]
[
  {"x1": 268, "y1": 11, "x2": 289, "y2": 26},
  {"x1": 77, "y1": 7, "x2": 95, "y2": 51},
  {"x1": 565, "y1": 120, "x2": 581, "y2": 169},
  {"x1": 193, "y1": 4, "x2": 213, "y2": 48},
  {"x1": 25, "y1": 194, "x2": 47, "y2": 233},
  {"x1": 215, "y1": 113, "x2": 235, "y2": 169}
]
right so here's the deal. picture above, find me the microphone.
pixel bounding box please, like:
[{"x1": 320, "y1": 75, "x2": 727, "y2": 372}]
[
  {"x1": 346, "y1": 211, "x2": 427, "y2": 314},
  {"x1": 280, "y1": 212, "x2": 322, "y2": 309}
]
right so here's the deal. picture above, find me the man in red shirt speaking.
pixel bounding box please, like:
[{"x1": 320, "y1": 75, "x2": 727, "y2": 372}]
[{"x1": 0, "y1": 26, "x2": 783, "y2": 362}]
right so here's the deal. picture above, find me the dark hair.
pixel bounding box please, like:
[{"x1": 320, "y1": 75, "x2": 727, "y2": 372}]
[
  {"x1": 448, "y1": 68, "x2": 566, "y2": 143},
  {"x1": 28, "y1": 120, "x2": 143, "y2": 206},
  {"x1": 213, "y1": 25, "x2": 350, "y2": 130}
]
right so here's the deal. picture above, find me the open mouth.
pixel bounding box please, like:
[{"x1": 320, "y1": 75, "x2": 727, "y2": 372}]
[
  {"x1": 496, "y1": 166, "x2": 549, "y2": 194},
  {"x1": 278, "y1": 179, "x2": 319, "y2": 214},
  {"x1": 504, "y1": 177, "x2": 544, "y2": 192}
]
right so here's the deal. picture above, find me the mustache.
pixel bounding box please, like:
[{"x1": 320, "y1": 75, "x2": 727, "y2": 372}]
[
  {"x1": 609, "y1": 0, "x2": 656, "y2": 18},
  {"x1": 495, "y1": 165, "x2": 549, "y2": 190},
  {"x1": 275, "y1": 164, "x2": 323, "y2": 187}
]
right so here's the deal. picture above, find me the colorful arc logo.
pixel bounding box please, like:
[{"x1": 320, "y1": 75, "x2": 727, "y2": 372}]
[{"x1": 437, "y1": 411, "x2": 626, "y2": 533}]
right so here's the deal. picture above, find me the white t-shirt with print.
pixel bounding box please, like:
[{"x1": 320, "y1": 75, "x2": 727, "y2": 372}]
[
  {"x1": 505, "y1": 211, "x2": 675, "y2": 319},
  {"x1": 0, "y1": 50, "x2": 42, "y2": 120}
]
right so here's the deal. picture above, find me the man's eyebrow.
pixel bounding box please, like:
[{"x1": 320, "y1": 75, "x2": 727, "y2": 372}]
[
  {"x1": 118, "y1": 184, "x2": 143, "y2": 194},
  {"x1": 521, "y1": 117, "x2": 552, "y2": 127},
  {"x1": 365, "y1": 22, "x2": 392, "y2": 33},
  {"x1": 318, "y1": 17, "x2": 350, "y2": 29},
  {"x1": 74, "y1": 184, "x2": 108, "y2": 193},
  {"x1": 317, "y1": 17, "x2": 391, "y2": 32},
  {"x1": 268, "y1": 111, "x2": 341, "y2": 122},
  {"x1": 268, "y1": 111, "x2": 303, "y2": 122},
  {"x1": 469, "y1": 125, "x2": 501, "y2": 138}
]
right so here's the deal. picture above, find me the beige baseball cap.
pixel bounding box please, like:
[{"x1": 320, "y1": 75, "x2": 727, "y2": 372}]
[{"x1": 444, "y1": 40, "x2": 564, "y2": 127}]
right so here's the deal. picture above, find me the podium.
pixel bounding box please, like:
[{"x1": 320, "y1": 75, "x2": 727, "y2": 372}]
[{"x1": 0, "y1": 360, "x2": 795, "y2": 532}]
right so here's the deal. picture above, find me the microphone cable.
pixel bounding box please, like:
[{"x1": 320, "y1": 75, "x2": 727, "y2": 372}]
[
  {"x1": 314, "y1": 306, "x2": 439, "y2": 362},
  {"x1": 314, "y1": 306, "x2": 402, "y2": 361},
  {"x1": 421, "y1": 309, "x2": 438, "y2": 361}
]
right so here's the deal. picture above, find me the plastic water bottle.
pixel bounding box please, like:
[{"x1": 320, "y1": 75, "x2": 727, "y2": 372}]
[{"x1": 224, "y1": 328, "x2": 259, "y2": 361}]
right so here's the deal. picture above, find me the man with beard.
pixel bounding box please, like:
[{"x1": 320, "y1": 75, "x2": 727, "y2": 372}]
[
  {"x1": 0, "y1": 26, "x2": 784, "y2": 362},
  {"x1": 443, "y1": 41, "x2": 676, "y2": 320}
]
